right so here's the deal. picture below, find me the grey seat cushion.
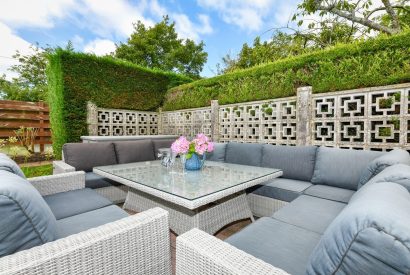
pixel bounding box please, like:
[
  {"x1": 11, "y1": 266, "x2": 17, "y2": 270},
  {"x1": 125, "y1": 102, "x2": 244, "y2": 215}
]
[
  {"x1": 272, "y1": 195, "x2": 346, "y2": 234},
  {"x1": 85, "y1": 172, "x2": 121, "y2": 189},
  {"x1": 113, "y1": 140, "x2": 155, "y2": 164},
  {"x1": 57, "y1": 205, "x2": 129, "y2": 238},
  {"x1": 206, "y1": 143, "x2": 226, "y2": 162},
  {"x1": 0, "y1": 170, "x2": 57, "y2": 256},
  {"x1": 226, "y1": 217, "x2": 321, "y2": 275},
  {"x1": 248, "y1": 178, "x2": 312, "y2": 202},
  {"x1": 261, "y1": 145, "x2": 317, "y2": 181},
  {"x1": 303, "y1": 185, "x2": 355, "y2": 203},
  {"x1": 44, "y1": 188, "x2": 113, "y2": 220},
  {"x1": 225, "y1": 142, "x2": 263, "y2": 166},
  {"x1": 363, "y1": 164, "x2": 410, "y2": 192},
  {"x1": 152, "y1": 138, "x2": 175, "y2": 155},
  {"x1": 63, "y1": 142, "x2": 117, "y2": 172},
  {"x1": 307, "y1": 182, "x2": 410, "y2": 274},
  {"x1": 311, "y1": 147, "x2": 382, "y2": 190},
  {"x1": 358, "y1": 148, "x2": 410, "y2": 188},
  {"x1": 0, "y1": 153, "x2": 26, "y2": 178}
]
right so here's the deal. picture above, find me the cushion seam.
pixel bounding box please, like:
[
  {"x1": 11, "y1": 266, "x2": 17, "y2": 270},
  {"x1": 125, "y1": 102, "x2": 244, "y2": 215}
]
[
  {"x1": 0, "y1": 194, "x2": 48, "y2": 244},
  {"x1": 270, "y1": 216, "x2": 322, "y2": 236},
  {"x1": 303, "y1": 193, "x2": 349, "y2": 204},
  {"x1": 332, "y1": 225, "x2": 410, "y2": 274}
]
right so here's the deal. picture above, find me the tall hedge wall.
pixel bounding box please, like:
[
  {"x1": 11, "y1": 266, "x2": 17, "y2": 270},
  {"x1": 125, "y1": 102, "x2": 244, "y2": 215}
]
[
  {"x1": 47, "y1": 50, "x2": 192, "y2": 158},
  {"x1": 163, "y1": 32, "x2": 410, "y2": 111}
]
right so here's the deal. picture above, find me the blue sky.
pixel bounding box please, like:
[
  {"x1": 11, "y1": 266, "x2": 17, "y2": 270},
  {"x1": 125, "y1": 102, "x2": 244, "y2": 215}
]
[{"x1": 0, "y1": 0, "x2": 300, "y2": 79}]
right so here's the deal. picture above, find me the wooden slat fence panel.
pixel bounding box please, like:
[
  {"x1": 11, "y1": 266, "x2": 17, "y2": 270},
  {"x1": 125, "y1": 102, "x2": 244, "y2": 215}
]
[{"x1": 0, "y1": 100, "x2": 51, "y2": 152}]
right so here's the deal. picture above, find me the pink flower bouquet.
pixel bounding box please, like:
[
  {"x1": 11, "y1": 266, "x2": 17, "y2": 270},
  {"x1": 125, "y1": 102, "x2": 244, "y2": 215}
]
[{"x1": 171, "y1": 133, "x2": 214, "y2": 159}]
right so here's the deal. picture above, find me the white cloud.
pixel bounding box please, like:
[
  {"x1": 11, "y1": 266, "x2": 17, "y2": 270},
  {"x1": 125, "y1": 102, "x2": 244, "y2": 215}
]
[
  {"x1": 0, "y1": 22, "x2": 33, "y2": 80},
  {"x1": 83, "y1": 38, "x2": 116, "y2": 55},
  {"x1": 197, "y1": 0, "x2": 276, "y2": 31},
  {"x1": 78, "y1": 0, "x2": 155, "y2": 39},
  {"x1": 149, "y1": 0, "x2": 168, "y2": 18},
  {"x1": 173, "y1": 13, "x2": 213, "y2": 41},
  {"x1": 0, "y1": 0, "x2": 77, "y2": 28}
]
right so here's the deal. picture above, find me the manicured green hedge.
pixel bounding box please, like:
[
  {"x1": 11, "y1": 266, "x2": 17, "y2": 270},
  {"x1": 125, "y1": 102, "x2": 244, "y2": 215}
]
[
  {"x1": 163, "y1": 32, "x2": 410, "y2": 111},
  {"x1": 47, "y1": 50, "x2": 191, "y2": 158}
]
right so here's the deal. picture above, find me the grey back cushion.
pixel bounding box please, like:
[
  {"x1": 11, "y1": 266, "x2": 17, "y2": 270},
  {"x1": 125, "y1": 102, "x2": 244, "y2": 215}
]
[
  {"x1": 0, "y1": 170, "x2": 57, "y2": 256},
  {"x1": 113, "y1": 140, "x2": 155, "y2": 164},
  {"x1": 63, "y1": 142, "x2": 118, "y2": 172},
  {"x1": 225, "y1": 142, "x2": 263, "y2": 166},
  {"x1": 0, "y1": 153, "x2": 26, "y2": 178},
  {"x1": 311, "y1": 147, "x2": 382, "y2": 190},
  {"x1": 261, "y1": 145, "x2": 317, "y2": 181},
  {"x1": 206, "y1": 143, "x2": 226, "y2": 162},
  {"x1": 358, "y1": 148, "x2": 410, "y2": 188},
  {"x1": 363, "y1": 164, "x2": 410, "y2": 192},
  {"x1": 306, "y1": 181, "x2": 410, "y2": 274},
  {"x1": 152, "y1": 138, "x2": 176, "y2": 156}
]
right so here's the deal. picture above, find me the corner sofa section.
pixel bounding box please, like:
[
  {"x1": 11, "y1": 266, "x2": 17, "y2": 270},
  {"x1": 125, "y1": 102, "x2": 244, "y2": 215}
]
[
  {"x1": 0, "y1": 154, "x2": 171, "y2": 275},
  {"x1": 208, "y1": 142, "x2": 410, "y2": 218},
  {"x1": 179, "y1": 143, "x2": 410, "y2": 275},
  {"x1": 53, "y1": 138, "x2": 175, "y2": 203}
]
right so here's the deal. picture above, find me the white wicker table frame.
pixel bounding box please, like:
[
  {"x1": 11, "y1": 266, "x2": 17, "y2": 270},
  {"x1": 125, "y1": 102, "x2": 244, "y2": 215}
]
[{"x1": 94, "y1": 167, "x2": 282, "y2": 235}]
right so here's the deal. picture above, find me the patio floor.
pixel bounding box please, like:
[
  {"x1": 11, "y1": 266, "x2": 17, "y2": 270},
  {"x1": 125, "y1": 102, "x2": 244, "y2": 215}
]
[{"x1": 122, "y1": 205, "x2": 252, "y2": 274}]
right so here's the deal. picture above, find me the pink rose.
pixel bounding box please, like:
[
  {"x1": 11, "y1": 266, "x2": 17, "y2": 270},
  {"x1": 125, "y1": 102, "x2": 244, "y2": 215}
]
[{"x1": 171, "y1": 136, "x2": 190, "y2": 154}]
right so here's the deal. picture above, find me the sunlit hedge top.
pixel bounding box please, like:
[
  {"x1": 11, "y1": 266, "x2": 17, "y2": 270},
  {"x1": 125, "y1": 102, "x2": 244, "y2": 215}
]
[
  {"x1": 163, "y1": 31, "x2": 410, "y2": 111},
  {"x1": 47, "y1": 50, "x2": 192, "y2": 158}
]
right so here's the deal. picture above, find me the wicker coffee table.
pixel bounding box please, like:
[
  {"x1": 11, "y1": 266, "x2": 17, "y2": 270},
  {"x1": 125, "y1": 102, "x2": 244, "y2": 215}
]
[{"x1": 94, "y1": 161, "x2": 282, "y2": 235}]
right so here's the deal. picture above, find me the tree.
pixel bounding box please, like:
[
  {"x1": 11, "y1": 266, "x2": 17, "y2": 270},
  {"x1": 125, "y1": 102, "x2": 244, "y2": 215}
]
[
  {"x1": 0, "y1": 42, "x2": 74, "y2": 102},
  {"x1": 296, "y1": 0, "x2": 410, "y2": 35},
  {"x1": 115, "y1": 16, "x2": 207, "y2": 78},
  {"x1": 219, "y1": 31, "x2": 317, "y2": 73}
]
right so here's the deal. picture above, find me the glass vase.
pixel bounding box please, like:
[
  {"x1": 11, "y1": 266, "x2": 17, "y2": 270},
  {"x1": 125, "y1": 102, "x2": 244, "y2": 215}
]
[{"x1": 185, "y1": 153, "x2": 206, "y2": 171}]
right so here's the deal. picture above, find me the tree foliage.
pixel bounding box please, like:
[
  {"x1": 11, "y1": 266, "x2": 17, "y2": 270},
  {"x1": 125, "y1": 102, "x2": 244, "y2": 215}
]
[
  {"x1": 115, "y1": 16, "x2": 208, "y2": 78},
  {"x1": 0, "y1": 44, "x2": 51, "y2": 101},
  {"x1": 296, "y1": 0, "x2": 410, "y2": 35},
  {"x1": 219, "y1": 0, "x2": 409, "y2": 73},
  {"x1": 0, "y1": 42, "x2": 74, "y2": 102}
]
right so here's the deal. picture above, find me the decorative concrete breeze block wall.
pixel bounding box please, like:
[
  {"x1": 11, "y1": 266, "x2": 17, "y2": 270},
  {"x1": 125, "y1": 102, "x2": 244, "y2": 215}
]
[{"x1": 87, "y1": 83, "x2": 410, "y2": 151}]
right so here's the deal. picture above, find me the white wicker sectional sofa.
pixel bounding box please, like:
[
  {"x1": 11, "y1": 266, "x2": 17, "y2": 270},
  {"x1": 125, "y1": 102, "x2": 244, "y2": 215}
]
[
  {"x1": 53, "y1": 138, "x2": 175, "y2": 203},
  {"x1": 0, "y1": 154, "x2": 171, "y2": 275},
  {"x1": 177, "y1": 142, "x2": 410, "y2": 274}
]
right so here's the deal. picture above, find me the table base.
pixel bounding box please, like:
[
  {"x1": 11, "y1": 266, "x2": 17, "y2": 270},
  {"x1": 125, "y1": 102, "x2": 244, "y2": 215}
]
[{"x1": 123, "y1": 188, "x2": 254, "y2": 235}]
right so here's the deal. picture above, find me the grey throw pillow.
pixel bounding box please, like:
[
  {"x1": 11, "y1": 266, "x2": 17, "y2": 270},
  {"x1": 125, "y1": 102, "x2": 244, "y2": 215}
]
[
  {"x1": 358, "y1": 148, "x2": 410, "y2": 189},
  {"x1": 0, "y1": 170, "x2": 57, "y2": 256},
  {"x1": 0, "y1": 153, "x2": 26, "y2": 179}
]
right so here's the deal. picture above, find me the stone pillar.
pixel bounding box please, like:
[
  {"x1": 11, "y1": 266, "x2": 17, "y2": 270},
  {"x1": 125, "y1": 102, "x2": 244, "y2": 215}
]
[
  {"x1": 210, "y1": 100, "x2": 220, "y2": 142},
  {"x1": 157, "y1": 107, "x2": 163, "y2": 135},
  {"x1": 296, "y1": 86, "x2": 312, "y2": 146},
  {"x1": 86, "y1": 101, "x2": 98, "y2": 136}
]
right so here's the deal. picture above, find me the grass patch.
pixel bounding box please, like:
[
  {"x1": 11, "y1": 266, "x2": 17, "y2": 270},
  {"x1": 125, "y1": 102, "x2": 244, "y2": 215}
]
[{"x1": 21, "y1": 164, "x2": 53, "y2": 178}]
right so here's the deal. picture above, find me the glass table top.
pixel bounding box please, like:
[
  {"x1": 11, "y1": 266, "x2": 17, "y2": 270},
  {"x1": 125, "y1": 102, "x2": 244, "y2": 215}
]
[{"x1": 94, "y1": 160, "x2": 281, "y2": 200}]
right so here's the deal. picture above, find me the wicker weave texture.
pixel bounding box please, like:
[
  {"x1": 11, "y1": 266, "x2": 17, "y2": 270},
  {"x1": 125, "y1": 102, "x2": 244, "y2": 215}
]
[
  {"x1": 52, "y1": 161, "x2": 75, "y2": 174},
  {"x1": 94, "y1": 185, "x2": 128, "y2": 204},
  {"x1": 0, "y1": 207, "x2": 171, "y2": 275},
  {"x1": 247, "y1": 194, "x2": 289, "y2": 217},
  {"x1": 29, "y1": 171, "x2": 85, "y2": 196},
  {"x1": 176, "y1": 228, "x2": 289, "y2": 275},
  {"x1": 125, "y1": 189, "x2": 253, "y2": 235},
  {"x1": 96, "y1": 169, "x2": 283, "y2": 209}
]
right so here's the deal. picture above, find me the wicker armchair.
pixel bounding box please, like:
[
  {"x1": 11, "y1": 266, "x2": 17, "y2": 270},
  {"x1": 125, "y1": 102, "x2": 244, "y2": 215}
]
[
  {"x1": 0, "y1": 172, "x2": 171, "y2": 275},
  {"x1": 176, "y1": 228, "x2": 288, "y2": 275}
]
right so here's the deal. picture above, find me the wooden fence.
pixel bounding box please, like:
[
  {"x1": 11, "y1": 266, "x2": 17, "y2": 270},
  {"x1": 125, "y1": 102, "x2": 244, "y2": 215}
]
[{"x1": 0, "y1": 100, "x2": 51, "y2": 152}]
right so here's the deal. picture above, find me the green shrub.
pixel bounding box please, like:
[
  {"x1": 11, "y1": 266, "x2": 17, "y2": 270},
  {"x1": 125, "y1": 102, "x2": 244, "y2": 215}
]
[
  {"x1": 47, "y1": 50, "x2": 191, "y2": 158},
  {"x1": 163, "y1": 32, "x2": 410, "y2": 111}
]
